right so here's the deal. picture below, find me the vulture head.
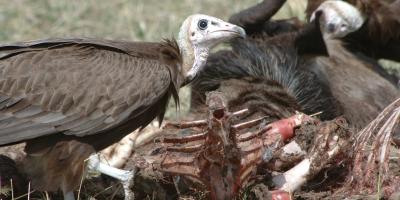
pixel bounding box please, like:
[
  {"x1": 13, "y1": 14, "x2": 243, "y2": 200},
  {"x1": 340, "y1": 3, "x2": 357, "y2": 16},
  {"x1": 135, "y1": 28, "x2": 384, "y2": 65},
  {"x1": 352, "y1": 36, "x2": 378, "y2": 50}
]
[
  {"x1": 310, "y1": 0, "x2": 365, "y2": 38},
  {"x1": 178, "y1": 14, "x2": 246, "y2": 82}
]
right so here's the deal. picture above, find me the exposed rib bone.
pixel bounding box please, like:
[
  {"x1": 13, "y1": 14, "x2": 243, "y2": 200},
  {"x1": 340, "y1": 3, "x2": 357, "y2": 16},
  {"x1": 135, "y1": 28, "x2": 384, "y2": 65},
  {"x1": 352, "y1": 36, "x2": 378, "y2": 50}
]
[
  {"x1": 163, "y1": 132, "x2": 207, "y2": 143},
  {"x1": 231, "y1": 108, "x2": 249, "y2": 117},
  {"x1": 231, "y1": 116, "x2": 267, "y2": 131},
  {"x1": 164, "y1": 119, "x2": 208, "y2": 129}
]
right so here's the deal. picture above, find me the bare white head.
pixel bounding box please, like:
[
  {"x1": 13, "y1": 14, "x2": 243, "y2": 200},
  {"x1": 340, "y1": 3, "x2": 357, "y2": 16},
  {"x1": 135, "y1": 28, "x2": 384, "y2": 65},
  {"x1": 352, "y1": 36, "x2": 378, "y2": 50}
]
[
  {"x1": 310, "y1": 0, "x2": 365, "y2": 38},
  {"x1": 177, "y1": 14, "x2": 246, "y2": 83}
]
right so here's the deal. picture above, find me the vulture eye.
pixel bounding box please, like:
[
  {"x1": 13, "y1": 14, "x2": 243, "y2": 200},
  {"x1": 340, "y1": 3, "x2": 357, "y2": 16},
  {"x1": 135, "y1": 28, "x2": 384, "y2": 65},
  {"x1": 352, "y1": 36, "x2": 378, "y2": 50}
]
[{"x1": 198, "y1": 19, "x2": 208, "y2": 30}]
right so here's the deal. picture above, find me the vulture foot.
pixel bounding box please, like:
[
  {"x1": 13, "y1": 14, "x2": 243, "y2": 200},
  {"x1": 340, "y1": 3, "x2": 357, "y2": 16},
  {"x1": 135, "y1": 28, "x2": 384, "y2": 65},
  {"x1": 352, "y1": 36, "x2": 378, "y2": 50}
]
[{"x1": 86, "y1": 153, "x2": 136, "y2": 200}]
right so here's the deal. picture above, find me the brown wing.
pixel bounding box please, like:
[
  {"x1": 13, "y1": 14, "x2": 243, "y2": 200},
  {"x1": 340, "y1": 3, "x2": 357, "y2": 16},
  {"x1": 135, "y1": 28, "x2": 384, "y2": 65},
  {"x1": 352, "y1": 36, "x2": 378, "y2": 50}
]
[{"x1": 0, "y1": 38, "x2": 179, "y2": 146}]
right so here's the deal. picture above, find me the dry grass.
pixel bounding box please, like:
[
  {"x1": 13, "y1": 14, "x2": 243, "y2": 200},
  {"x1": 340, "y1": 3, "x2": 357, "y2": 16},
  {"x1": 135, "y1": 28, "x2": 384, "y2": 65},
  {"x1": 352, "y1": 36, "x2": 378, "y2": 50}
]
[{"x1": 0, "y1": 0, "x2": 262, "y2": 42}]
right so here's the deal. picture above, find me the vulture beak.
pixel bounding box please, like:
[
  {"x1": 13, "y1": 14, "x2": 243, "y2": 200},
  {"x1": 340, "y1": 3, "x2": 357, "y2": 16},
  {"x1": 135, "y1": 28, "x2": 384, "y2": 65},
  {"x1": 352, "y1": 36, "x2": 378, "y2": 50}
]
[
  {"x1": 209, "y1": 23, "x2": 246, "y2": 39},
  {"x1": 204, "y1": 21, "x2": 246, "y2": 47}
]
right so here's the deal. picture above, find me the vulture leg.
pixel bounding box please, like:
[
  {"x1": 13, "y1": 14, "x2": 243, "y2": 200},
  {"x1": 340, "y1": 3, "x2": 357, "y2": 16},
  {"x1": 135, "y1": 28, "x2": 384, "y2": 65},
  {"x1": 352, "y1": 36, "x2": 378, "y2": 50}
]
[
  {"x1": 63, "y1": 191, "x2": 75, "y2": 200},
  {"x1": 86, "y1": 154, "x2": 135, "y2": 200}
]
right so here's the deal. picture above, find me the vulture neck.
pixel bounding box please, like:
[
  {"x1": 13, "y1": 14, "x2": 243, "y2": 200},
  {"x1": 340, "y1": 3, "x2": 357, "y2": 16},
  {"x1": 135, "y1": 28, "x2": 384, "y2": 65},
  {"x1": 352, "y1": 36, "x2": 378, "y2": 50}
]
[
  {"x1": 323, "y1": 35, "x2": 355, "y2": 61},
  {"x1": 180, "y1": 44, "x2": 209, "y2": 78},
  {"x1": 178, "y1": 26, "x2": 209, "y2": 81}
]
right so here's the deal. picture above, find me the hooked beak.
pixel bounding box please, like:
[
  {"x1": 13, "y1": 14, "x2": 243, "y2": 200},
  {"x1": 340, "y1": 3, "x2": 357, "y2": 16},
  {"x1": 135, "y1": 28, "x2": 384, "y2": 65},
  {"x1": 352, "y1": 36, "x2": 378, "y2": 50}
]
[{"x1": 209, "y1": 24, "x2": 246, "y2": 40}]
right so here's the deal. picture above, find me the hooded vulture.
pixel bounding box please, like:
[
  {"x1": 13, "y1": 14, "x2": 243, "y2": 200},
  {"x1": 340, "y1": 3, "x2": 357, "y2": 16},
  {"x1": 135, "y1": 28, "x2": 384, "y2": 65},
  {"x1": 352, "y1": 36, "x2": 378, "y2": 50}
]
[{"x1": 0, "y1": 14, "x2": 245, "y2": 200}]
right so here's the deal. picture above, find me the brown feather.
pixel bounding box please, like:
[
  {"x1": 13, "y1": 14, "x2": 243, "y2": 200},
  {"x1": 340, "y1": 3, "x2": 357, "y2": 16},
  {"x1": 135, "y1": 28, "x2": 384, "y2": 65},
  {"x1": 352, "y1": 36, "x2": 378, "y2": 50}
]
[
  {"x1": 0, "y1": 37, "x2": 183, "y2": 149},
  {"x1": 0, "y1": 37, "x2": 183, "y2": 195}
]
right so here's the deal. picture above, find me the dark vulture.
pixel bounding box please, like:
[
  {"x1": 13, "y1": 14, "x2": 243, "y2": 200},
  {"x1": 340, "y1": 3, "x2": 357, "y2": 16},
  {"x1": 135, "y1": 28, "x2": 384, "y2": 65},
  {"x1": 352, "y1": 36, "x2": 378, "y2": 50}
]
[
  {"x1": 231, "y1": 0, "x2": 400, "y2": 63},
  {"x1": 0, "y1": 14, "x2": 245, "y2": 199},
  {"x1": 307, "y1": 0, "x2": 399, "y2": 129},
  {"x1": 192, "y1": 0, "x2": 399, "y2": 130},
  {"x1": 307, "y1": 0, "x2": 400, "y2": 63}
]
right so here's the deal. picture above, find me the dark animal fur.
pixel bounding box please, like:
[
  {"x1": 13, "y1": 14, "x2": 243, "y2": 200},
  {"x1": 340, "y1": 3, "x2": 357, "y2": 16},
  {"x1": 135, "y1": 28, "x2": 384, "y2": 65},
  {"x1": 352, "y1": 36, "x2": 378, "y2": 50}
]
[{"x1": 191, "y1": 38, "x2": 340, "y2": 121}]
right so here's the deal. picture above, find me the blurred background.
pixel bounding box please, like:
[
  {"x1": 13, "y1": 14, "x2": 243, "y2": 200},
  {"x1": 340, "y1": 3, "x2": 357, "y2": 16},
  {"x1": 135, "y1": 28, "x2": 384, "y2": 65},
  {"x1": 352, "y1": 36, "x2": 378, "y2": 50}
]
[
  {"x1": 0, "y1": 0, "x2": 397, "y2": 118},
  {"x1": 0, "y1": 0, "x2": 307, "y2": 42}
]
